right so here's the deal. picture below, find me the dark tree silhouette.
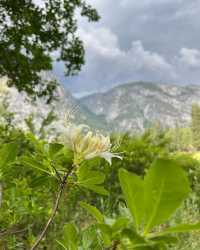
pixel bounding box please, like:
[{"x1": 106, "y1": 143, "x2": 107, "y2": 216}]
[{"x1": 0, "y1": 0, "x2": 99, "y2": 100}]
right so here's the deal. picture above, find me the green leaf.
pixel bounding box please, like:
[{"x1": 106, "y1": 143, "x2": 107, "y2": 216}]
[
  {"x1": 122, "y1": 229, "x2": 168, "y2": 249},
  {"x1": 98, "y1": 224, "x2": 112, "y2": 247},
  {"x1": 82, "y1": 225, "x2": 100, "y2": 250},
  {"x1": 112, "y1": 217, "x2": 129, "y2": 233},
  {"x1": 83, "y1": 185, "x2": 109, "y2": 196},
  {"x1": 56, "y1": 240, "x2": 68, "y2": 250},
  {"x1": 0, "y1": 142, "x2": 18, "y2": 172},
  {"x1": 78, "y1": 174, "x2": 105, "y2": 185},
  {"x1": 158, "y1": 222, "x2": 200, "y2": 235},
  {"x1": 149, "y1": 235, "x2": 178, "y2": 244},
  {"x1": 49, "y1": 143, "x2": 64, "y2": 158},
  {"x1": 21, "y1": 156, "x2": 52, "y2": 176},
  {"x1": 77, "y1": 165, "x2": 105, "y2": 185},
  {"x1": 80, "y1": 201, "x2": 104, "y2": 223},
  {"x1": 77, "y1": 165, "x2": 108, "y2": 195},
  {"x1": 119, "y1": 168, "x2": 144, "y2": 229},
  {"x1": 30, "y1": 175, "x2": 49, "y2": 186},
  {"x1": 62, "y1": 223, "x2": 78, "y2": 250},
  {"x1": 144, "y1": 159, "x2": 190, "y2": 234}
]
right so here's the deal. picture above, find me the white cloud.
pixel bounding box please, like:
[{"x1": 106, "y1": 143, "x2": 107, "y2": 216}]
[
  {"x1": 78, "y1": 27, "x2": 122, "y2": 58},
  {"x1": 71, "y1": 26, "x2": 176, "y2": 93},
  {"x1": 179, "y1": 48, "x2": 200, "y2": 68},
  {"x1": 129, "y1": 40, "x2": 173, "y2": 72},
  {"x1": 80, "y1": 26, "x2": 174, "y2": 73},
  {"x1": 62, "y1": 0, "x2": 200, "y2": 93}
]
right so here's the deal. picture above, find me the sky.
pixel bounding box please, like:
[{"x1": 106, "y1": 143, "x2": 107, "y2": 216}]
[{"x1": 53, "y1": 0, "x2": 200, "y2": 97}]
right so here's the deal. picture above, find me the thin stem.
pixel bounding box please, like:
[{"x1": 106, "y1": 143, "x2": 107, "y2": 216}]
[
  {"x1": 30, "y1": 167, "x2": 73, "y2": 250},
  {"x1": 51, "y1": 163, "x2": 62, "y2": 182}
]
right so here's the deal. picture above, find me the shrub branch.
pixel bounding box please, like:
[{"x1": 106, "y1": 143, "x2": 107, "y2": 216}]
[{"x1": 30, "y1": 166, "x2": 74, "y2": 250}]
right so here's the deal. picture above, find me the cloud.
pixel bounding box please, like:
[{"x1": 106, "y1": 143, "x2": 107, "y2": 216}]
[
  {"x1": 179, "y1": 48, "x2": 200, "y2": 68},
  {"x1": 120, "y1": 0, "x2": 180, "y2": 8},
  {"x1": 55, "y1": 0, "x2": 200, "y2": 94},
  {"x1": 78, "y1": 27, "x2": 121, "y2": 59},
  {"x1": 129, "y1": 40, "x2": 173, "y2": 72},
  {"x1": 66, "y1": 26, "x2": 176, "y2": 93}
]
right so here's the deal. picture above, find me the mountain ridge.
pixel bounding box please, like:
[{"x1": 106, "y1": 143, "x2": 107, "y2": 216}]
[{"x1": 78, "y1": 81, "x2": 200, "y2": 132}]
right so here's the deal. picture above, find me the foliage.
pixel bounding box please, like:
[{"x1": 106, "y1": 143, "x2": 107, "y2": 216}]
[
  {"x1": 170, "y1": 194, "x2": 200, "y2": 250},
  {"x1": 2, "y1": 3, "x2": 200, "y2": 248},
  {"x1": 191, "y1": 103, "x2": 200, "y2": 149},
  {"x1": 99, "y1": 130, "x2": 170, "y2": 213},
  {"x1": 166, "y1": 127, "x2": 193, "y2": 152},
  {"x1": 115, "y1": 130, "x2": 170, "y2": 175},
  {"x1": 0, "y1": 0, "x2": 99, "y2": 100},
  {"x1": 57, "y1": 159, "x2": 200, "y2": 250},
  {"x1": 0, "y1": 105, "x2": 200, "y2": 249}
]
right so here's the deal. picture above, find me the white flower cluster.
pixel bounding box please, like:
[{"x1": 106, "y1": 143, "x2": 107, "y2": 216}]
[
  {"x1": 0, "y1": 77, "x2": 122, "y2": 165},
  {"x1": 62, "y1": 123, "x2": 122, "y2": 165}
]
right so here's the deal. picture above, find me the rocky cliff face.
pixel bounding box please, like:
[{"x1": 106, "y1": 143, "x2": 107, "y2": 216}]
[
  {"x1": 79, "y1": 81, "x2": 200, "y2": 132},
  {"x1": 6, "y1": 80, "x2": 200, "y2": 133},
  {"x1": 58, "y1": 87, "x2": 109, "y2": 130},
  {"x1": 2, "y1": 83, "x2": 108, "y2": 135}
]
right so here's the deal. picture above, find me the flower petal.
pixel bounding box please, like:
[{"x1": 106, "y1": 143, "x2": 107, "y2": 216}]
[{"x1": 99, "y1": 152, "x2": 123, "y2": 165}]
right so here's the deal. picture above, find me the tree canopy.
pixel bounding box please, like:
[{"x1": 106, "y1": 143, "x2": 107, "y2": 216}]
[{"x1": 0, "y1": 0, "x2": 99, "y2": 100}]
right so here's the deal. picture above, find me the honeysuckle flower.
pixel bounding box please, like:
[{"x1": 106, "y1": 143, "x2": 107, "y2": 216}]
[{"x1": 62, "y1": 124, "x2": 122, "y2": 165}]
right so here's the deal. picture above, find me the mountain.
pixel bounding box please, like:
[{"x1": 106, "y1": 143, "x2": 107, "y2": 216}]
[
  {"x1": 57, "y1": 87, "x2": 109, "y2": 131},
  {"x1": 79, "y1": 81, "x2": 200, "y2": 132},
  {"x1": 2, "y1": 81, "x2": 108, "y2": 134},
  {"x1": 6, "y1": 79, "x2": 200, "y2": 134}
]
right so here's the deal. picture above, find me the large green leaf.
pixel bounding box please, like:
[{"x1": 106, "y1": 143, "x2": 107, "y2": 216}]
[
  {"x1": 119, "y1": 168, "x2": 144, "y2": 230},
  {"x1": 143, "y1": 159, "x2": 190, "y2": 234}
]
